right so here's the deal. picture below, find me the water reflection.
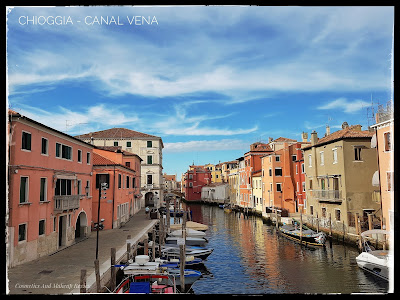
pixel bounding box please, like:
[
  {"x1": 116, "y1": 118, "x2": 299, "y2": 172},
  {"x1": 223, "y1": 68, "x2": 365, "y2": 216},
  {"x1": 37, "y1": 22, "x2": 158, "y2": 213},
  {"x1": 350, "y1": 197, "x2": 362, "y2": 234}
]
[{"x1": 182, "y1": 204, "x2": 388, "y2": 294}]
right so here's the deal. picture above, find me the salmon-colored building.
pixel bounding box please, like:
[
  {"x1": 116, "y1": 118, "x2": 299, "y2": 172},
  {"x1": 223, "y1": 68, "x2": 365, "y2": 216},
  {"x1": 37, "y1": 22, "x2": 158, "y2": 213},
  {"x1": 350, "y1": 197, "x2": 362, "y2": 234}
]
[
  {"x1": 7, "y1": 110, "x2": 95, "y2": 267},
  {"x1": 370, "y1": 101, "x2": 394, "y2": 232},
  {"x1": 92, "y1": 147, "x2": 142, "y2": 230},
  {"x1": 240, "y1": 143, "x2": 272, "y2": 208}
]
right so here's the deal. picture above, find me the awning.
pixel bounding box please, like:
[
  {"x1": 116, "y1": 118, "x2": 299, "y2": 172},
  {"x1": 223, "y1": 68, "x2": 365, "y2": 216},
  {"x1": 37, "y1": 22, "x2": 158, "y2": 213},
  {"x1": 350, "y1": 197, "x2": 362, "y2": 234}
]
[
  {"x1": 370, "y1": 133, "x2": 377, "y2": 148},
  {"x1": 372, "y1": 170, "x2": 380, "y2": 187}
]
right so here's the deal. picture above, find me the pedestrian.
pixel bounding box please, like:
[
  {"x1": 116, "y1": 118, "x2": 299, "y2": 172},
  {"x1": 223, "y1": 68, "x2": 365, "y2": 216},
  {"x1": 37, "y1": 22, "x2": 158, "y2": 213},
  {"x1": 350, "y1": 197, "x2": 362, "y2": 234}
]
[{"x1": 145, "y1": 206, "x2": 150, "y2": 218}]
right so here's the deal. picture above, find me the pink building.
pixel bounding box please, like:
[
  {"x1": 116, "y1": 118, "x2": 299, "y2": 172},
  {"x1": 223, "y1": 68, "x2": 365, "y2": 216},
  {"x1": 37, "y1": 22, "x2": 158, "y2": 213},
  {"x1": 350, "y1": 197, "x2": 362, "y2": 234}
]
[
  {"x1": 184, "y1": 165, "x2": 211, "y2": 201},
  {"x1": 92, "y1": 147, "x2": 142, "y2": 230},
  {"x1": 7, "y1": 110, "x2": 95, "y2": 267}
]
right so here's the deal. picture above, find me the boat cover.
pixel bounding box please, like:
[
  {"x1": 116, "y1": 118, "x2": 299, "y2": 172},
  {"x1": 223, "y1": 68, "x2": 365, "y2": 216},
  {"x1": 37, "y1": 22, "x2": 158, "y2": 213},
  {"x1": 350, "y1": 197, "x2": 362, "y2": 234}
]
[{"x1": 129, "y1": 282, "x2": 151, "y2": 294}]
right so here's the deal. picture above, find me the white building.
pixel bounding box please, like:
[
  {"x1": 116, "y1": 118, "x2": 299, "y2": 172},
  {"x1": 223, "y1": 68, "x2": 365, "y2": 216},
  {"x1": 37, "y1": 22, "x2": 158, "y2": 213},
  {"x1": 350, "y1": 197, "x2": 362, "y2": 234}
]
[
  {"x1": 76, "y1": 128, "x2": 164, "y2": 208},
  {"x1": 201, "y1": 183, "x2": 229, "y2": 204}
]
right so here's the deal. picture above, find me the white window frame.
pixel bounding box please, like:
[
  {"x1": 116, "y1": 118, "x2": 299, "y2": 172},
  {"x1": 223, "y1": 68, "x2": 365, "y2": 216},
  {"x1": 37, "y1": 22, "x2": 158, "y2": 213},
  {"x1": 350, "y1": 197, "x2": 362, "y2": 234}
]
[
  {"x1": 77, "y1": 149, "x2": 82, "y2": 163},
  {"x1": 40, "y1": 177, "x2": 47, "y2": 202},
  {"x1": 308, "y1": 154, "x2": 312, "y2": 167},
  {"x1": 20, "y1": 176, "x2": 29, "y2": 204},
  {"x1": 55, "y1": 142, "x2": 73, "y2": 161},
  {"x1": 332, "y1": 148, "x2": 338, "y2": 164},
  {"x1": 320, "y1": 151, "x2": 324, "y2": 165},
  {"x1": 21, "y1": 130, "x2": 32, "y2": 152},
  {"x1": 41, "y1": 137, "x2": 49, "y2": 156},
  {"x1": 39, "y1": 219, "x2": 46, "y2": 236}
]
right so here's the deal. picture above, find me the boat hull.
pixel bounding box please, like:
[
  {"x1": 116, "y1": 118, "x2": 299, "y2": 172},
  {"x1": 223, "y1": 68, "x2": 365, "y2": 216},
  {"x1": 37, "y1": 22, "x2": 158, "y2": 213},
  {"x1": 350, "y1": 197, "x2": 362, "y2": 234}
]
[
  {"x1": 279, "y1": 225, "x2": 326, "y2": 247},
  {"x1": 356, "y1": 252, "x2": 389, "y2": 281}
]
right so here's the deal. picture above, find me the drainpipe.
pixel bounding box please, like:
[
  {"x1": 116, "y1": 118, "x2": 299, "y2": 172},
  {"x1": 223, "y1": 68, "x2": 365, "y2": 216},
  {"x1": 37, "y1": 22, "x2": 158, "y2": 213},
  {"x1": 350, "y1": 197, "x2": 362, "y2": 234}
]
[{"x1": 112, "y1": 166, "x2": 116, "y2": 229}]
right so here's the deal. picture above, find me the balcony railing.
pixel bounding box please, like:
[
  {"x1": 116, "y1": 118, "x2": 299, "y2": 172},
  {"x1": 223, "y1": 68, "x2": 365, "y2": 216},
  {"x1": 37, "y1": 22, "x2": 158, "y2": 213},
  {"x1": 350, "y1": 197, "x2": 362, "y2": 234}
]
[
  {"x1": 313, "y1": 190, "x2": 343, "y2": 203},
  {"x1": 54, "y1": 195, "x2": 80, "y2": 211}
]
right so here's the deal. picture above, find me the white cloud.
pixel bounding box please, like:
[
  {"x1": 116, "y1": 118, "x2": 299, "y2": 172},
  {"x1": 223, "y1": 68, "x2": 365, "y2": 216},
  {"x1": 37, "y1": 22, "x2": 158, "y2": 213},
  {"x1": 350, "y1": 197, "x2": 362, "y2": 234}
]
[
  {"x1": 317, "y1": 97, "x2": 370, "y2": 113},
  {"x1": 164, "y1": 139, "x2": 249, "y2": 153}
]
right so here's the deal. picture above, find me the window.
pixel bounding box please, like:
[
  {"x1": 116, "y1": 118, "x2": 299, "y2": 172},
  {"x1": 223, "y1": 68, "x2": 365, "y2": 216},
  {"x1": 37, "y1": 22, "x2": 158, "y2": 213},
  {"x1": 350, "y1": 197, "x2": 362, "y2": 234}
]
[
  {"x1": 269, "y1": 168, "x2": 272, "y2": 176},
  {"x1": 41, "y1": 138, "x2": 48, "y2": 155},
  {"x1": 309, "y1": 180, "x2": 313, "y2": 190},
  {"x1": 18, "y1": 224, "x2": 26, "y2": 242},
  {"x1": 114, "y1": 141, "x2": 119, "y2": 146},
  {"x1": 87, "y1": 152, "x2": 91, "y2": 165},
  {"x1": 96, "y1": 174, "x2": 110, "y2": 189},
  {"x1": 125, "y1": 162, "x2": 131, "y2": 168},
  {"x1": 77, "y1": 180, "x2": 82, "y2": 195},
  {"x1": 126, "y1": 176, "x2": 130, "y2": 188},
  {"x1": 320, "y1": 151, "x2": 324, "y2": 165},
  {"x1": 308, "y1": 154, "x2": 312, "y2": 167},
  {"x1": 322, "y1": 207, "x2": 327, "y2": 218},
  {"x1": 301, "y1": 163, "x2": 305, "y2": 173},
  {"x1": 132, "y1": 177, "x2": 135, "y2": 188},
  {"x1": 86, "y1": 180, "x2": 90, "y2": 197},
  {"x1": 77, "y1": 150, "x2": 82, "y2": 163},
  {"x1": 55, "y1": 179, "x2": 72, "y2": 195},
  {"x1": 310, "y1": 206, "x2": 314, "y2": 216},
  {"x1": 332, "y1": 148, "x2": 338, "y2": 164},
  {"x1": 20, "y1": 176, "x2": 29, "y2": 203},
  {"x1": 189, "y1": 182, "x2": 193, "y2": 187},
  {"x1": 147, "y1": 174, "x2": 153, "y2": 185},
  {"x1": 302, "y1": 182, "x2": 306, "y2": 192},
  {"x1": 292, "y1": 155, "x2": 297, "y2": 161},
  {"x1": 275, "y1": 155, "x2": 280, "y2": 162},
  {"x1": 126, "y1": 141, "x2": 132, "y2": 147},
  {"x1": 296, "y1": 165, "x2": 298, "y2": 174},
  {"x1": 56, "y1": 143, "x2": 72, "y2": 160},
  {"x1": 147, "y1": 141, "x2": 152, "y2": 148},
  {"x1": 53, "y1": 217, "x2": 57, "y2": 232},
  {"x1": 274, "y1": 168, "x2": 282, "y2": 176},
  {"x1": 39, "y1": 219, "x2": 45, "y2": 236},
  {"x1": 189, "y1": 174, "x2": 193, "y2": 180},
  {"x1": 147, "y1": 155, "x2": 153, "y2": 164},
  {"x1": 276, "y1": 183, "x2": 282, "y2": 192},
  {"x1": 387, "y1": 171, "x2": 393, "y2": 191},
  {"x1": 118, "y1": 174, "x2": 122, "y2": 189},
  {"x1": 22, "y1": 131, "x2": 31, "y2": 151},
  {"x1": 321, "y1": 178, "x2": 326, "y2": 190},
  {"x1": 384, "y1": 132, "x2": 391, "y2": 151},
  {"x1": 335, "y1": 209, "x2": 341, "y2": 221},
  {"x1": 354, "y1": 147, "x2": 362, "y2": 161},
  {"x1": 40, "y1": 178, "x2": 47, "y2": 202}
]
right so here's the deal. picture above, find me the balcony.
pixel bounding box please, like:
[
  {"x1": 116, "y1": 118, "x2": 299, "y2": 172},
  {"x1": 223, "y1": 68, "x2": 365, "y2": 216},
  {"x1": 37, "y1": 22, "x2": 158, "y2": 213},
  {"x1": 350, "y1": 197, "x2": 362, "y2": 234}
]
[
  {"x1": 312, "y1": 190, "x2": 343, "y2": 203},
  {"x1": 54, "y1": 195, "x2": 80, "y2": 211}
]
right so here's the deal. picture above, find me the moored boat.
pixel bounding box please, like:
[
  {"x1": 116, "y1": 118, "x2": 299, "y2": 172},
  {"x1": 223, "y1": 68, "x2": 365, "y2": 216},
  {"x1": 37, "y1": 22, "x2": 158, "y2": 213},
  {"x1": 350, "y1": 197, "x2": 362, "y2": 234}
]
[
  {"x1": 169, "y1": 228, "x2": 206, "y2": 238},
  {"x1": 279, "y1": 222, "x2": 326, "y2": 247},
  {"x1": 170, "y1": 221, "x2": 209, "y2": 232},
  {"x1": 161, "y1": 245, "x2": 214, "y2": 260},
  {"x1": 356, "y1": 229, "x2": 390, "y2": 281},
  {"x1": 166, "y1": 236, "x2": 207, "y2": 246}
]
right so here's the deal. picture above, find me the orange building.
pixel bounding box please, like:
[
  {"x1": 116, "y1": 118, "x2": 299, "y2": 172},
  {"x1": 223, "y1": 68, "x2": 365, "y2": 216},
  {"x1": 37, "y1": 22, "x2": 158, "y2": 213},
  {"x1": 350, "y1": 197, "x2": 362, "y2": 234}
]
[
  {"x1": 7, "y1": 110, "x2": 95, "y2": 267},
  {"x1": 370, "y1": 101, "x2": 394, "y2": 232},
  {"x1": 92, "y1": 147, "x2": 142, "y2": 230},
  {"x1": 240, "y1": 143, "x2": 272, "y2": 208}
]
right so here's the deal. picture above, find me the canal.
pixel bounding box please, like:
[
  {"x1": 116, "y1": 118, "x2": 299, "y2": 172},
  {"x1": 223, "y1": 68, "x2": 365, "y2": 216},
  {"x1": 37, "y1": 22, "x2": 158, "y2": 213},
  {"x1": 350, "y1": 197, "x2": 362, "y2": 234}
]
[{"x1": 181, "y1": 204, "x2": 388, "y2": 294}]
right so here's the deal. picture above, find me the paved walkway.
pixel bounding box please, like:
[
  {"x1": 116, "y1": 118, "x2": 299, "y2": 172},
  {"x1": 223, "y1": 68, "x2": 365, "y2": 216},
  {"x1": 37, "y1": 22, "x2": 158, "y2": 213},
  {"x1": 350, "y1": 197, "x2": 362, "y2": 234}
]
[{"x1": 7, "y1": 209, "x2": 158, "y2": 294}]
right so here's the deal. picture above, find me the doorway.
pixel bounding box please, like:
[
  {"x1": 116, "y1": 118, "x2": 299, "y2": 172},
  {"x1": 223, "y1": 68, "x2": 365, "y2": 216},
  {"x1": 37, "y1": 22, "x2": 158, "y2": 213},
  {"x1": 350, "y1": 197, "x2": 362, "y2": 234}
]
[{"x1": 58, "y1": 216, "x2": 66, "y2": 247}]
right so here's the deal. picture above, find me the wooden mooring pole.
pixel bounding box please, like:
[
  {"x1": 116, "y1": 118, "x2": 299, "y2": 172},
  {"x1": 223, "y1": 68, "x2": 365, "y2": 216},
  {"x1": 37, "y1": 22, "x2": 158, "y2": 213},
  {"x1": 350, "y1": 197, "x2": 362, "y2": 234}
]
[
  {"x1": 179, "y1": 211, "x2": 187, "y2": 293},
  {"x1": 110, "y1": 248, "x2": 116, "y2": 292},
  {"x1": 94, "y1": 259, "x2": 101, "y2": 293},
  {"x1": 80, "y1": 269, "x2": 86, "y2": 293},
  {"x1": 300, "y1": 211, "x2": 303, "y2": 245},
  {"x1": 329, "y1": 213, "x2": 333, "y2": 247}
]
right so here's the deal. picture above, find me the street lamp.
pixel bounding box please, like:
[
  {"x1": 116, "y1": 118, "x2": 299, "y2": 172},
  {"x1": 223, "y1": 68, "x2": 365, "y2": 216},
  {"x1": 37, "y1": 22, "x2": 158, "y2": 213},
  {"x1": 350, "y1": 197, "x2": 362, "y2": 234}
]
[{"x1": 95, "y1": 182, "x2": 108, "y2": 260}]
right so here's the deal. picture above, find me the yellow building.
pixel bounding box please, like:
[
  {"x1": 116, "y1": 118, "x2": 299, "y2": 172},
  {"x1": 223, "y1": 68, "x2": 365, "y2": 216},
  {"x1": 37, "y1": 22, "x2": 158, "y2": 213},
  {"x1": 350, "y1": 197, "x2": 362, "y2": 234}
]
[
  {"x1": 228, "y1": 164, "x2": 240, "y2": 207},
  {"x1": 205, "y1": 163, "x2": 222, "y2": 183},
  {"x1": 252, "y1": 171, "x2": 263, "y2": 213}
]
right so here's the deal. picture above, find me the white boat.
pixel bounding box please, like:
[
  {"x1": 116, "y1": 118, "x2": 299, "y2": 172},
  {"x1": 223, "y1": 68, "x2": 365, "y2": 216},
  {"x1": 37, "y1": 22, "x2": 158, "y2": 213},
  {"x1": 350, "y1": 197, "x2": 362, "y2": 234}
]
[
  {"x1": 355, "y1": 229, "x2": 390, "y2": 281},
  {"x1": 161, "y1": 245, "x2": 214, "y2": 260},
  {"x1": 169, "y1": 228, "x2": 207, "y2": 238},
  {"x1": 166, "y1": 236, "x2": 207, "y2": 246}
]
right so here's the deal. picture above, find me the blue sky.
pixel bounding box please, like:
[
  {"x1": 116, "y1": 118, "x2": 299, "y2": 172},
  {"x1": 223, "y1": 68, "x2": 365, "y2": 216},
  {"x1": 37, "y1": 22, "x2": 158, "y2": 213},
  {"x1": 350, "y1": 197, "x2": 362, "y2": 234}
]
[{"x1": 7, "y1": 6, "x2": 394, "y2": 179}]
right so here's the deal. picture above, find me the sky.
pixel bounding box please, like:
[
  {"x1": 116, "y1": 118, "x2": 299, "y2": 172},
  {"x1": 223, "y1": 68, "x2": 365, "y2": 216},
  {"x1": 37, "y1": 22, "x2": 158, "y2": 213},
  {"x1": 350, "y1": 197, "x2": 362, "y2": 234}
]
[{"x1": 6, "y1": 6, "x2": 394, "y2": 179}]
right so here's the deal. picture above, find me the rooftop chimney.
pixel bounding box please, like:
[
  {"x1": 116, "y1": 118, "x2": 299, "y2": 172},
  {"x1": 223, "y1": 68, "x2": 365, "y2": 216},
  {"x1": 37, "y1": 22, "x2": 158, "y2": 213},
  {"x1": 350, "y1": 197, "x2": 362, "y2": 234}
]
[
  {"x1": 268, "y1": 137, "x2": 273, "y2": 143},
  {"x1": 301, "y1": 132, "x2": 308, "y2": 143},
  {"x1": 351, "y1": 124, "x2": 362, "y2": 131},
  {"x1": 326, "y1": 125, "x2": 330, "y2": 136},
  {"x1": 311, "y1": 130, "x2": 318, "y2": 146},
  {"x1": 342, "y1": 122, "x2": 349, "y2": 129}
]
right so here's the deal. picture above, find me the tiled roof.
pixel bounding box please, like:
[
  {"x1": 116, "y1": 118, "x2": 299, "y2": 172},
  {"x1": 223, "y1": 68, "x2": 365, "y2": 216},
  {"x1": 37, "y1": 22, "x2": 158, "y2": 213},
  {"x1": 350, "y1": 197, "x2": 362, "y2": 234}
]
[
  {"x1": 273, "y1": 137, "x2": 297, "y2": 142},
  {"x1": 303, "y1": 127, "x2": 374, "y2": 150},
  {"x1": 93, "y1": 152, "x2": 119, "y2": 166},
  {"x1": 76, "y1": 127, "x2": 160, "y2": 139}
]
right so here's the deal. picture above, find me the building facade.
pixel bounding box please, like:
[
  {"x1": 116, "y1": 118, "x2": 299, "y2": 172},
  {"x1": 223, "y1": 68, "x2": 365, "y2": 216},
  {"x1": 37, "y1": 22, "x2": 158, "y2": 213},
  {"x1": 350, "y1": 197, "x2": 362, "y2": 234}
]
[
  {"x1": 302, "y1": 123, "x2": 380, "y2": 234},
  {"x1": 7, "y1": 110, "x2": 95, "y2": 267},
  {"x1": 370, "y1": 101, "x2": 394, "y2": 232},
  {"x1": 92, "y1": 147, "x2": 142, "y2": 230},
  {"x1": 184, "y1": 166, "x2": 211, "y2": 201},
  {"x1": 77, "y1": 128, "x2": 164, "y2": 208}
]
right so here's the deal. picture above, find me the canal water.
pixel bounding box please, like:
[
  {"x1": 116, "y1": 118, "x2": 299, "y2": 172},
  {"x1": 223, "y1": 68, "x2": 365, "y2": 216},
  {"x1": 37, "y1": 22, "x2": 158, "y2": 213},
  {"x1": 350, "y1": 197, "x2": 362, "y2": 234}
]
[{"x1": 180, "y1": 204, "x2": 388, "y2": 294}]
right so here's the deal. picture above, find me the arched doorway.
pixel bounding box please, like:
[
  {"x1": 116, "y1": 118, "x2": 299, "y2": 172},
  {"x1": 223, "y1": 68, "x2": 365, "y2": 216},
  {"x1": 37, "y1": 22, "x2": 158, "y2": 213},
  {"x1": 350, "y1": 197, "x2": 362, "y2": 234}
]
[
  {"x1": 145, "y1": 192, "x2": 154, "y2": 207},
  {"x1": 75, "y1": 211, "x2": 88, "y2": 239}
]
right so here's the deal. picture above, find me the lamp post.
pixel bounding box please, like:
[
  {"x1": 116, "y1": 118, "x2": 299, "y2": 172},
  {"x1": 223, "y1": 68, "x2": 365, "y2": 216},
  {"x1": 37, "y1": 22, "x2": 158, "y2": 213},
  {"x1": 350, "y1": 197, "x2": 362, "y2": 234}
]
[{"x1": 95, "y1": 182, "x2": 108, "y2": 260}]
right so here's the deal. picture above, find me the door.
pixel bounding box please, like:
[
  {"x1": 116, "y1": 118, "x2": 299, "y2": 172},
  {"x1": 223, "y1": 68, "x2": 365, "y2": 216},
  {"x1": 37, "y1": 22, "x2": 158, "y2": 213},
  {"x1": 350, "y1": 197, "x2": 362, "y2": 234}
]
[{"x1": 58, "y1": 216, "x2": 64, "y2": 247}]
